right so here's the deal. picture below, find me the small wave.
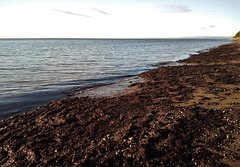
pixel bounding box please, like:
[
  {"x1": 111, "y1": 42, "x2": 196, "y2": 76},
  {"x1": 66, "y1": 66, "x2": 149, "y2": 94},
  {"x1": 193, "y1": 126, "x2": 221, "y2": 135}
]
[{"x1": 0, "y1": 67, "x2": 26, "y2": 70}]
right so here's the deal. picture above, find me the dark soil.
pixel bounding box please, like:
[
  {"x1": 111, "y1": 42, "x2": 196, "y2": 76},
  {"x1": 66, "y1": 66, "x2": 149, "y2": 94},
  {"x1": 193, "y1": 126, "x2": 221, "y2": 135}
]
[{"x1": 0, "y1": 42, "x2": 239, "y2": 166}]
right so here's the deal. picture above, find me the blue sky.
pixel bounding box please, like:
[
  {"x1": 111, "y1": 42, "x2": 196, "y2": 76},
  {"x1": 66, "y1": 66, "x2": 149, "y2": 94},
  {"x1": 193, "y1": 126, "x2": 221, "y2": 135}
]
[{"x1": 0, "y1": 0, "x2": 239, "y2": 38}]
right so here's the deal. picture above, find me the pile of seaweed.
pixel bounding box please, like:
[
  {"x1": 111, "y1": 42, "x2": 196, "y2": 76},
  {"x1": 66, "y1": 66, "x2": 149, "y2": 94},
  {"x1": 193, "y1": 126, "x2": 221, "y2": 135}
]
[{"x1": 0, "y1": 42, "x2": 239, "y2": 166}]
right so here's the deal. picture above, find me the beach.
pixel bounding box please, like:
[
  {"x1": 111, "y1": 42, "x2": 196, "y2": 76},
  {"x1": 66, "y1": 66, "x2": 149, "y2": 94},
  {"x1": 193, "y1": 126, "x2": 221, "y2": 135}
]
[{"x1": 0, "y1": 41, "x2": 239, "y2": 166}]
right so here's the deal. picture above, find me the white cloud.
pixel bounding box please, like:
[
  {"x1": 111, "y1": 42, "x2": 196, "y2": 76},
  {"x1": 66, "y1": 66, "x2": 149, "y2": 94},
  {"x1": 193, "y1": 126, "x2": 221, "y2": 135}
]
[
  {"x1": 209, "y1": 25, "x2": 216, "y2": 28},
  {"x1": 156, "y1": 5, "x2": 192, "y2": 13},
  {"x1": 202, "y1": 25, "x2": 217, "y2": 31},
  {"x1": 90, "y1": 8, "x2": 110, "y2": 15},
  {"x1": 51, "y1": 9, "x2": 94, "y2": 18}
]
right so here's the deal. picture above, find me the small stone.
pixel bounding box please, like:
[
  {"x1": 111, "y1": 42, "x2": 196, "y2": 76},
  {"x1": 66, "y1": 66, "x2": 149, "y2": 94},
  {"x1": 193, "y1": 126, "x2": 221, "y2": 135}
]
[{"x1": 129, "y1": 137, "x2": 133, "y2": 141}]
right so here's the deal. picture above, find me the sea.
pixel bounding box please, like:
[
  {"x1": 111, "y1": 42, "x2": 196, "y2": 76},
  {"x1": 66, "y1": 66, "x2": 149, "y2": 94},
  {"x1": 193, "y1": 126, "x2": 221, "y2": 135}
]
[{"x1": 0, "y1": 38, "x2": 231, "y2": 120}]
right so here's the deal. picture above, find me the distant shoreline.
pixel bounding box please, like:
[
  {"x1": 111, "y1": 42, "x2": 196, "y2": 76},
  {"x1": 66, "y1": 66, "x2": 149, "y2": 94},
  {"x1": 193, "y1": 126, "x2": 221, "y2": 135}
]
[{"x1": 0, "y1": 37, "x2": 232, "y2": 40}]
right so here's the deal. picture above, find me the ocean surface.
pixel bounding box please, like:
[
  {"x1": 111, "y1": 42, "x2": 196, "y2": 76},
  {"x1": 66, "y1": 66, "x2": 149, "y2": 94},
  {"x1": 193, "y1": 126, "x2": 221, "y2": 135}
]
[{"x1": 0, "y1": 38, "x2": 231, "y2": 119}]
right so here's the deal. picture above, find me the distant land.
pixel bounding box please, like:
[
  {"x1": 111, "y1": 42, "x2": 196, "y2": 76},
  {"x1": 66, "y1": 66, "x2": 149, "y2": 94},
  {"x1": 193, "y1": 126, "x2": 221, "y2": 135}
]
[
  {"x1": 0, "y1": 36, "x2": 232, "y2": 40},
  {"x1": 232, "y1": 31, "x2": 240, "y2": 40}
]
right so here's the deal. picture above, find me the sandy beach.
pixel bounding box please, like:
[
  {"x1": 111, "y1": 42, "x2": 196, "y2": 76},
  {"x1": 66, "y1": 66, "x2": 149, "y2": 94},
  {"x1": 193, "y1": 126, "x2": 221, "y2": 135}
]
[{"x1": 0, "y1": 41, "x2": 239, "y2": 166}]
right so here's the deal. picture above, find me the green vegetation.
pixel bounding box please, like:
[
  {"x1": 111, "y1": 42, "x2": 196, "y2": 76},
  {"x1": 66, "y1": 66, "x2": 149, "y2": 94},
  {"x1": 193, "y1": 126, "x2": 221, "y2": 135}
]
[{"x1": 232, "y1": 31, "x2": 240, "y2": 40}]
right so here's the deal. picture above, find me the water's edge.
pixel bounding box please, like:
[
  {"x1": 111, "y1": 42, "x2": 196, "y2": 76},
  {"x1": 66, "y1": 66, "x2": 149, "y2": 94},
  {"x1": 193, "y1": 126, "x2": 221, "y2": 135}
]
[
  {"x1": 0, "y1": 60, "x2": 205, "y2": 120},
  {"x1": 0, "y1": 39, "x2": 232, "y2": 120}
]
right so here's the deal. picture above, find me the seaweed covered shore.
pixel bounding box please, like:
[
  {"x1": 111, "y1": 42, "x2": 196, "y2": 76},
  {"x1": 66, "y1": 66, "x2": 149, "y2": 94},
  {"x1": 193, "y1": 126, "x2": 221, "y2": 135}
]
[{"x1": 0, "y1": 42, "x2": 240, "y2": 166}]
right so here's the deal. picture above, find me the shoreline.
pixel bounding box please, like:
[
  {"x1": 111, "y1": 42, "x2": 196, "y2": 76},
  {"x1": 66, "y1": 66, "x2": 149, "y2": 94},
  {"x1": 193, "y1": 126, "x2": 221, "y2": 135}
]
[
  {"x1": 0, "y1": 74, "x2": 137, "y2": 121},
  {"x1": 0, "y1": 42, "x2": 239, "y2": 166},
  {"x1": 0, "y1": 38, "x2": 231, "y2": 120},
  {"x1": 74, "y1": 76, "x2": 145, "y2": 98}
]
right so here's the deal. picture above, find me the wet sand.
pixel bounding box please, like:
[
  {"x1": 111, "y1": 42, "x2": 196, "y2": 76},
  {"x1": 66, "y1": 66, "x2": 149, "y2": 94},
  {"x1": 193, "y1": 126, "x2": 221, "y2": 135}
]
[
  {"x1": 0, "y1": 41, "x2": 239, "y2": 166},
  {"x1": 74, "y1": 76, "x2": 144, "y2": 98}
]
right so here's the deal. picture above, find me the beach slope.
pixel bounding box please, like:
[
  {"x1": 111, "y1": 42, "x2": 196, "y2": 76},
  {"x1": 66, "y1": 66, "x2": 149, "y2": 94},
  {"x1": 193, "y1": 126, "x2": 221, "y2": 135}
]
[{"x1": 0, "y1": 42, "x2": 239, "y2": 166}]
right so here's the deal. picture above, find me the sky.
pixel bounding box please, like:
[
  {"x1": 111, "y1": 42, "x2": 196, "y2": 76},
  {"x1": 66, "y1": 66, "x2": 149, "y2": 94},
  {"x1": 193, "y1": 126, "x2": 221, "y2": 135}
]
[{"x1": 0, "y1": 0, "x2": 239, "y2": 38}]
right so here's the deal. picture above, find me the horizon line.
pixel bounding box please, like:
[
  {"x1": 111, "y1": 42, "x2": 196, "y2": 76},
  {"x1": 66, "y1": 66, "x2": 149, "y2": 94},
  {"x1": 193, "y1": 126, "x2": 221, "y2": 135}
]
[{"x1": 0, "y1": 36, "x2": 232, "y2": 40}]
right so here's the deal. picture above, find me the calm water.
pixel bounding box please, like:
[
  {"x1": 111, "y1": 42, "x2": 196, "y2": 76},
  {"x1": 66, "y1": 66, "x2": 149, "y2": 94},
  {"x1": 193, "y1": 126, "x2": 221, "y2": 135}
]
[{"x1": 0, "y1": 38, "x2": 231, "y2": 119}]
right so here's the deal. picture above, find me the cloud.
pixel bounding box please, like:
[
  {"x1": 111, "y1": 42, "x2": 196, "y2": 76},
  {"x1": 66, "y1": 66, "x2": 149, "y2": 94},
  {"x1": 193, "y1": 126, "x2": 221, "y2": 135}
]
[
  {"x1": 90, "y1": 8, "x2": 110, "y2": 15},
  {"x1": 209, "y1": 25, "x2": 216, "y2": 28},
  {"x1": 51, "y1": 9, "x2": 94, "y2": 18},
  {"x1": 157, "y1": 5, "x2": 192, "y2": 13},
  {"x1": 210, "y1": 10, "x2": 218, "y2": 13},
  {"x1": 202, "y1": 25, "x2": 216, "y2": 31}
]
